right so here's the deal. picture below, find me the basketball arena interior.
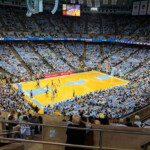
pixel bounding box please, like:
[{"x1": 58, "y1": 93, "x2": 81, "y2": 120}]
[{"x1": 0, "y1": 0, "x2": 150, "y2": 150}]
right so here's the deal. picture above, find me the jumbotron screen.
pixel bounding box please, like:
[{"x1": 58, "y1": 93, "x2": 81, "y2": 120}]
[{"x1": 62, "y1": 4, "x2": 80, "y2": 16}]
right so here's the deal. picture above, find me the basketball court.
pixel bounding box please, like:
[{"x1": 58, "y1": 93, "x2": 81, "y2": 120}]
[{"x1": 13, "y1": 71, "x2": 129, "y2": 114}]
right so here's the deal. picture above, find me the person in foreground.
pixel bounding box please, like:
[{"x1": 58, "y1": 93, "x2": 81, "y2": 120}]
[{"x1": 65, "y1": 115, "x2": 91, "y2": 150}]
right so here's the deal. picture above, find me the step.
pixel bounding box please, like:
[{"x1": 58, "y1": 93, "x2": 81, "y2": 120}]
[
  {"x1": 97, "y1": 44, "x2": 104, "y2": 68},
  {"x1": 79, "y1": 42, "x2": 87, "y2": 67}
]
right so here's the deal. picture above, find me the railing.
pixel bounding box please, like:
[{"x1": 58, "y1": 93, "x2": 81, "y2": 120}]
[
  {"x1": 1, "y1": 120, "x2": 150, "y2": 150},
  {"x1": 141, "y1": 140, "x2": 150, "y2": 150}
]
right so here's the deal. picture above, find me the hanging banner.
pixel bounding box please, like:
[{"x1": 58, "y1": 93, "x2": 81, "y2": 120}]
[
  {"x1": 95, "y1": 0, "x2": 100, "y2": 7},
  {"x1": 147, "y1": 1, "x2": 150, "y2": 15},
  {"x1": 87, "y1": 0, "x2": 92, "y2": 7},
  {"x1": 111, "y1": 0, "x2": 117, "y2": 5},
  {"x1": 139, "y1": 1, "x2": 148, "y2": 15},
  {"x1": 103, "y1": 0, "x2": 108, "y2": 5},
  {"x1": 132, "y1": 1, "x2": 140, "y2": 15}
]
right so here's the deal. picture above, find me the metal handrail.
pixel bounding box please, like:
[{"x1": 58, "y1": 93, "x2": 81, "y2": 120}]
[
  {"x1": 1, "y1": 120, "x2": 150, "y2": 136},
  {"x1": 0, "y1": 137, "x2": 99, "y2": 149},
  {"x1": 0, "y1": 131, "x2": 20, "y2": 135},
  {"x1": 0, "y1": 137, "x2": 134, "y2": 150}
]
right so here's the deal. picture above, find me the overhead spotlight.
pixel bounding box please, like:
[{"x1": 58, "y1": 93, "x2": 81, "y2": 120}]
[
  {"x1": 91, "y1": 7, "x2": 98, "y2": 11},
  {"x1": 51, "y1": 0, "x2": 59, "y2": 14}
]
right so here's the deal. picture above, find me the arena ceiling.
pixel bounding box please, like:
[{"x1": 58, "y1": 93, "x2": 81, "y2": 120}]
[{"x1": 0, "y1": 0, "x2": 143, "y2": 14}]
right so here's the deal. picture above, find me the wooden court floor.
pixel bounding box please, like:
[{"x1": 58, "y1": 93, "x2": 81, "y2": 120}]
[{"x1": 13, "y1": 71, "x2": 129, "y2": 114}]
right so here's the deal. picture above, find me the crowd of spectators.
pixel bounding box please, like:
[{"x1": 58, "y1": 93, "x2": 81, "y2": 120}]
[
  {"x1": 0, "y1": 43, "x2": 28, "y2": 77},
  {"x1": 12, "y1": 42, "x2": 51, "y2": 75},
  {"x1": 50, "y1": 42, "x2": 81, "y2": 69},
  {"x1": 84, "y1": 43, "x2": 101, "y2": 68}
]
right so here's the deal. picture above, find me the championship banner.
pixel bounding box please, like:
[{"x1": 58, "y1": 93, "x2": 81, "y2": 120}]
[
  {"x1": 44, "y1": 71, "x2": 74, "y2": 79},
  {"x1": 111, "y1": 0, "x2": 117, "y2": 5},
  {"x1": 147, "y1": 0, "x2": 150, "y2": 15},
  {"x1": 132, "y1": 1, "x2": 140, "y2": 15},
  {"x1": 103, "y1": 0, "x2": 108, "y2": 5},
  {"x1": 95, "y1": 0, "x2": 100, "y2": 7},
  {"x1": 139, "y1": 1, "x2": 148, "y2": 15}
]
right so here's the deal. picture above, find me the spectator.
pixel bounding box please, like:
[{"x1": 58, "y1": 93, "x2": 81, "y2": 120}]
[
  {"x1": 8, "y1": 108, "x2": 18, "y2": 121},
  {"x1": 133, "y1": 115, "x2": 142, "y2": 128},
  {"x1": 65, "y1": 115, "x2": 91, "y2": 150},
  {"x1": 125, "y1": 118, "x2": 133, "y2": 127}
]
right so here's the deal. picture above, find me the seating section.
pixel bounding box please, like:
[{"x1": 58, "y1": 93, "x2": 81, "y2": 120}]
[
  {"x1": 0, "y1": 43, "x2": 28, "y2": 77},
  {"x1": 65, "y1": 42, "x2": 84, "y2": 57},
  {"x1": 0, "y1": 7, "x2": 149, "y2": 38},
  {"x1": 84, "y1": 44, "x2": 101, "y2": 68},
  {"x1": 50, "y1": 42, "x2": 80, "y2": 69},
  {"x1": 114, "y1": 49, "x2": 150, "y2": 77},
  {"x1": 88, "y1": 15, "x2": 100, "y2": 34},
  {"x1": 102, "y1": 16, "x2": 115, "y2": 34},
  {"x1": 18, "y1": 13, "x2": 39, "y2": 31},
  {"x1": 127, "y1": 61, "x2": 150, "y2": 80},
  {"x1": 100, "y1": 47, "x2": 136, "y2": 72},
  {"x1": 34, "y1": 13, "x2": 54, "y2": 32},
  {"x1": 0, "y1": 8, "x2": 23, "y2": 31},
  {"x1": 12, "y1": 43, "x2": 51, "y2": 75},
  {"x1": 31, "y1": 42, "x2": 70, "y2": 72}
]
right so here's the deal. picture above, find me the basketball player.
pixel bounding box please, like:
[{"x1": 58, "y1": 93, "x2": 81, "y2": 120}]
[
  {"x1": 35, "y1": 79, "x2": 40, "y2": 87},
  {"x1": 58, "y1": 79, "x2": 61, "y2": 85},
  {"x1": 52, "y1": 90, "x2": 54, "y2": 99},
  {"x1": 54, "y1": 83, "x2": 57, "y2": 91},
  {"x1": 30, "y1": 90, "x2": 33, "y2": 98},
  {"x1": 54, "y1": 88, "x2": 57, "y2": 96},
  {"x1": 45, "y1": 89, "x2": 48, "y2": 96},
  {"x1": 51, "y1": 80, "x2": 53, "y2": 87},
  {"x1": 73, "y1": 89, "x2": 75, "y2": 97},
  {"x1": 46, "y1": 83, "x2": 49, "y2": 91}
]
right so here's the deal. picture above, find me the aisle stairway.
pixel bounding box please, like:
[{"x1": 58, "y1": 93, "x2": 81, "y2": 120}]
[
  {"x1": 79, "y1": 42, "x2": 87, "y2": 67},
  {"x1": 97, "y1": 44, "x2": 104, "y2": 68}
]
